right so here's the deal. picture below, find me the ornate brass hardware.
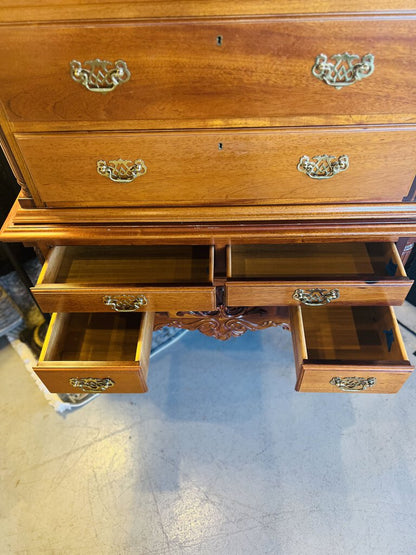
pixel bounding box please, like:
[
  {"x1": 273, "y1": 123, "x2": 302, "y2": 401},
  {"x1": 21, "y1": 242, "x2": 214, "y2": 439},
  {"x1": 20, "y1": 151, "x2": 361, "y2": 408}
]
[
  {"x1": 330, "y1": 377, "x2": 376, "y2": 391},
  {"x1": 103, "y1": 294, "x2": 148, "y2": 312},
  {"x1": 297, "y1": 154, "x2": 349, "y2": 179},
  {"x1": 69, "y1": 377, "x2": 115, "y2": 392},
  {"x1": 70, "y1": 59, "x2": 131, "y2": 93},
  {"x1": 312, "y1": 52, "x2": 375, "y2": 89},
  {"x1": 293, "y1": 288, "x2": 340, "y2": 306},
  {"x1": 97, "y1": 158, "x2": 147, "y2": 183}
]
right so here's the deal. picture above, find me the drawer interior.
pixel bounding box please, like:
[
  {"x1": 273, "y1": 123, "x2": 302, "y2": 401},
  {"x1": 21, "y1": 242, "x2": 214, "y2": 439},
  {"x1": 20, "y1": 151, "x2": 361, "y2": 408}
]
[
  {"x1": 40, "y1": 245, "x2": 214, "y2": 286},
  {"x1": 227, "y1": 243, "x2": 405, "y2": 280},
  {"x1": 42, "y1": 313, "x2": 144, "y2": 362},
  {"x1": 300, "y1": 306, "x2": 408, "y2": 363}
]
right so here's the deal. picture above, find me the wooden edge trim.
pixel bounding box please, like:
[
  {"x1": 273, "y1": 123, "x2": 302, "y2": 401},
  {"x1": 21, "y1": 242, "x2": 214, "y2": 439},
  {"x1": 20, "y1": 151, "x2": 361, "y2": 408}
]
[
  {"x1": 208, "y1": 245, "x2": 215, "y2": 284},
  {"x1": 389, "y1": 306, "x2": 411, "y2": 362},
  {"x1": 37, "y1": 313, "x2": 58, "y2": 363},
  {"x1": 289, "y1": 305, "x2": 308, "y2": 386},
  {"x1": 391, "y1": 243, "x2": 408, "y2": 278},
  {"x1": 1, "y1": 11, "x2": 416, "y2": 28},
  {"x1": 135, "y1": 311, "x2": 154, "y2": 385},
  {"x1": 292, "y1": 306, "x2": 308, "y2": 361},
  {"x1": 1, "y1": 221, "x2": 412, "y2": 244},
  {"x1": 226, "y1": 245, "x2": 232, "y2": 279},
  {"x1": 302, "y1": 361, "x2": 413, "y2": 371},
  {"x1": 35, "y1": 246, "x2": 66, "y2": 285},
  {"x1": 32, "y1": 285, "x2": 217, "y2": 293},
  {"x1": 35, "y1": 361, "x2": 143, "y2": 370},
  {"x1": 10, "y1": 203, "x2": 416, "y2": 225}
]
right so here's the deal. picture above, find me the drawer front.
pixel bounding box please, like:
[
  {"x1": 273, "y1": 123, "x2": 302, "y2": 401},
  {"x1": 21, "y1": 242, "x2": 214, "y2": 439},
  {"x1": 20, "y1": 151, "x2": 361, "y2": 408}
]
[
  {"x1": 34, "y1": 312, "x2": 154, "y2": 394},
  {"x1": 32, "y1": 245, "x2": 216, "y2": 313},
  {"x1": 290, "y1": 305, "x2": 414, "y2": 393},
  {"x1": 15, "y1": 127, "x2": 416, "y2": 207},
  {"x1": 296, "y1": 366, "x2": 412, "y2": 393},
  {"x1": 32, "y1": 287, "x2": 216, "y2": 313},
  {"x1": 226, "y1": 243, "x2": 412, "y2": 307},
  {"x1": 226, "y1": 281, "x2": 412, "y2": 308},
  {"x1": 35, "y1": 366, "x2": 150, "y2": 394},
  {"x1": 1, "y1": 18, "x2": 415, "y2": 128}
]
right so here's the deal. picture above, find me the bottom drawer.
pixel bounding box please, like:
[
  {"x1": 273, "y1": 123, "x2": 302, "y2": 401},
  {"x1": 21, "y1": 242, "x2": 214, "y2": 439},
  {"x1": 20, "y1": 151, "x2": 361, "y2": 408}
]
[
  {"x1": 34, "y1": 312, "x2": 154, "y2": 394},
  {"x1": 290, "y1": 305, "x2": 413, "y2": 393}
]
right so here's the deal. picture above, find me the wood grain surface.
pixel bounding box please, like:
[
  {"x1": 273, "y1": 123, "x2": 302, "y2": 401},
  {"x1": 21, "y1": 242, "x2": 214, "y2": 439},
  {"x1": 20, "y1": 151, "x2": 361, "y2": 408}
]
[
  {"x1": 15, "y1": 126, "x2": 416, "y2": 207},
  {"x1": 34, "y1": 311, "x2": 154, "y2": 393},
  {"x1": 226, "y1": 243, "x2": 412, "y2": 306},
  {"x1": 1, "y1": 17, "x2": 415, "y2": 129},
  {"x1": 290, "y1": 305, "x2": 414, "y2": 392},
  {"x1": 32, "y1": 245, "x2": 216, "y2": 312}
]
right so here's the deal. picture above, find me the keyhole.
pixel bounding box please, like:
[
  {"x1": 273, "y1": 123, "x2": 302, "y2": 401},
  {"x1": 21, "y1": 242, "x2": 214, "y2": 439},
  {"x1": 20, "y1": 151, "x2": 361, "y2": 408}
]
[
  {"x1": 218, "y1": 142, "x2": 223, "y2": 150},
  {"x1": 216, "y1": 35, "x2": 223, "y2": 46}
]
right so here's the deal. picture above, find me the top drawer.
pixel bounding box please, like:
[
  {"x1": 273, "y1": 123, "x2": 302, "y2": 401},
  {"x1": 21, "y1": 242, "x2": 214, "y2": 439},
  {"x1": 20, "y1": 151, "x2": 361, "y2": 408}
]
[{"x1": 1, "y1": 17, "x2": 415, "y2": 130}]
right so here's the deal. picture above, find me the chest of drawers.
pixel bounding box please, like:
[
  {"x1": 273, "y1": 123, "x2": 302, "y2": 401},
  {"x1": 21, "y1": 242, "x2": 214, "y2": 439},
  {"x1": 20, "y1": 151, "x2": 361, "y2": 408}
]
[{"x1": 1, "y1": 1, "x2": 416, "y2": 395}]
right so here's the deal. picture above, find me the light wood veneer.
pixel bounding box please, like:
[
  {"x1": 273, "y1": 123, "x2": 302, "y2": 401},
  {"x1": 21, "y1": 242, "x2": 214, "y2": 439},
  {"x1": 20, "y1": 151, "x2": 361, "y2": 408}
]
[
  {"x1": 1, "y1": 17, "x2": 415, "y2": 130},
  {"x1": 34, "y1": 311, "x2": 154, "y2": 393},
  {"x1": 32, "y1": 245, "x2": 216, "y2": 313},
  {"x1": 226, "y1": 243, "x2": 413, "y2": 306},
  {"x1": 291, "y1": 305, "x2": 414, "y2": 393},
  {"x1": 14, "y1": 127, "x2": 416, "y2": 208}
]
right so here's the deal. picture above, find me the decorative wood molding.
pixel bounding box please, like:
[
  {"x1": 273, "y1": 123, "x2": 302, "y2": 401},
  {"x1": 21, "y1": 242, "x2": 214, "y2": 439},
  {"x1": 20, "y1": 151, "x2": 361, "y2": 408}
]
[
  {"x1": 9, "y1": 202, "x2": 416, "y2": 225},
  {"x1": 0, "y1": 127, "x2": 31, "y2": 197},
  {"x1": 4, "y1": 198, "x2": 416, "y2": 245},
  {"x1": 154, "y1": 305, "x2": 289, "y2": 341}
]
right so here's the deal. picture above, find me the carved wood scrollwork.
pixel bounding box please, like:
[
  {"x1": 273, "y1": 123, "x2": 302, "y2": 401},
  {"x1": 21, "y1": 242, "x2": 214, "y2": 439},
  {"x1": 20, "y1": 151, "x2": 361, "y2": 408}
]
[{"x1": 154, "y1": 305, "x2": 290, "y2": 341}]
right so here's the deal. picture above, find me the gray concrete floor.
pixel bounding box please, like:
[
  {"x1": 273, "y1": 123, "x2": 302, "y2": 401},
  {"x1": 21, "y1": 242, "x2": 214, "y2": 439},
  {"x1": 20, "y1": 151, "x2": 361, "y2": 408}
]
[{"x1": 1, "y1": 306, "x2": 416, "y2": 554}]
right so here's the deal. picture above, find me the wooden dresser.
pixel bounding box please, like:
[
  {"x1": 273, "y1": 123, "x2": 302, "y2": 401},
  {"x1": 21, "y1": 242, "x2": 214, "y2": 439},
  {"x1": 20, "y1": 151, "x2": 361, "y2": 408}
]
[{"x1": 1, "y1": 1, "x2": 416, "y2": 395}]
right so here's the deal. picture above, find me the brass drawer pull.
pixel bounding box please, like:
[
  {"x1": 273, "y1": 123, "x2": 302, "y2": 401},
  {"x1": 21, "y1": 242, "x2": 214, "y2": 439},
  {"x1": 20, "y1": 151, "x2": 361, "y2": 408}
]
[
  {"x1": 330, "y1": 377, "x2": 376, "y2": 391},
  {"x1": 70, "y1": 58, "x2": 131, "y2": 93},
  {"x1": 103, "y1": 294, "x2": 148, "y2": 312},
  {"x1": 293, "y1": 288, "x2": 340, "y2": 306},
  {"x1": 297, "y1": 154, "x2": 349, "y2": 179},
  {"x1": 97, "y1": 158, "x2": 147, "y2": 183},
  {"x1": 69, "y1": 377, "x2": 115, "y2": 392},
  {"x1": 312, "y1": 52, "x2": 375, "y2": 89}
]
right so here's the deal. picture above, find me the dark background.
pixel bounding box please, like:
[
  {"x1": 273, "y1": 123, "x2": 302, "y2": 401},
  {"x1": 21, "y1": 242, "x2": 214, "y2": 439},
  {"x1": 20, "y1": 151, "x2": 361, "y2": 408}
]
[{"x1": 0, "y1": 148, "x2": 35, "y2": 275}]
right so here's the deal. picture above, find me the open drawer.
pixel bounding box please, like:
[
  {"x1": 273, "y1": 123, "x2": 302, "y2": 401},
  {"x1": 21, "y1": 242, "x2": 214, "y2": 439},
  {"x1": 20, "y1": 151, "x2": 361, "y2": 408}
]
[
  {"x1": 32, "y1": 245, "x2": 215, "y2": 313},
  {"x1": 290, "y1": 305, "x2": 413, "y2": 393},
  {"x1": 226, "y1": 243, "x2": 412, "y2": 307},
  {"x1": 34, "y1": 312, "x2": 154, "y2": 394}
]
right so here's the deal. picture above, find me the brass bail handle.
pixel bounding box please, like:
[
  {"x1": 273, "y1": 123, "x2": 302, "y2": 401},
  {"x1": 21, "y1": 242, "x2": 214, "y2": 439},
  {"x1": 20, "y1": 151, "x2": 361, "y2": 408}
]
[
  {"x1": 103, "y1": 294, "x2": 148, "y2": 312},
  {"x1": 69, "y1": 377, "x2": 115, "y2": 393},
  {"x1": 70, "y1": 58, "x2": 131, "y2": 93},
  {"x1": 292, "y1": 288, "x2": 340, "y2": 306},
  {"x1": 297, "y1": 154, "x2": 349, "y2": 180},
  {"x1": 97, "y1": 158, "x2": 147, "y2": 183},
  {"x1": 330, "y1": 377, "x2": 376, "y2": 392},
  {"x1": 312, "y1": 52, "x2": 375, "y2": 89}
]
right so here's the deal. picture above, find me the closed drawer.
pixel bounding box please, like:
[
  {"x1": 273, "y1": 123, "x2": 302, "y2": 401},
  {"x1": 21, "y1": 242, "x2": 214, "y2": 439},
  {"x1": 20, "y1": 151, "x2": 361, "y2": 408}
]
[
  {"x1": 32, "y1": 245, "x2": 215, "y2": 313},
  {"x1": 226, "y1": 243, "x2": 412, "y2": 307},
  {"x1": 34, "y1": 311, "x2": 154, "y2": 394},
  {"x1": 290, "y1": 305, "x2": 413, "y2": 393},
  {"x1": 15, "y1": 127, "x2": 416, "y2": 207},
  {"x1": 1, "y1": 18, "x2": 415, "y2": 129}
]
